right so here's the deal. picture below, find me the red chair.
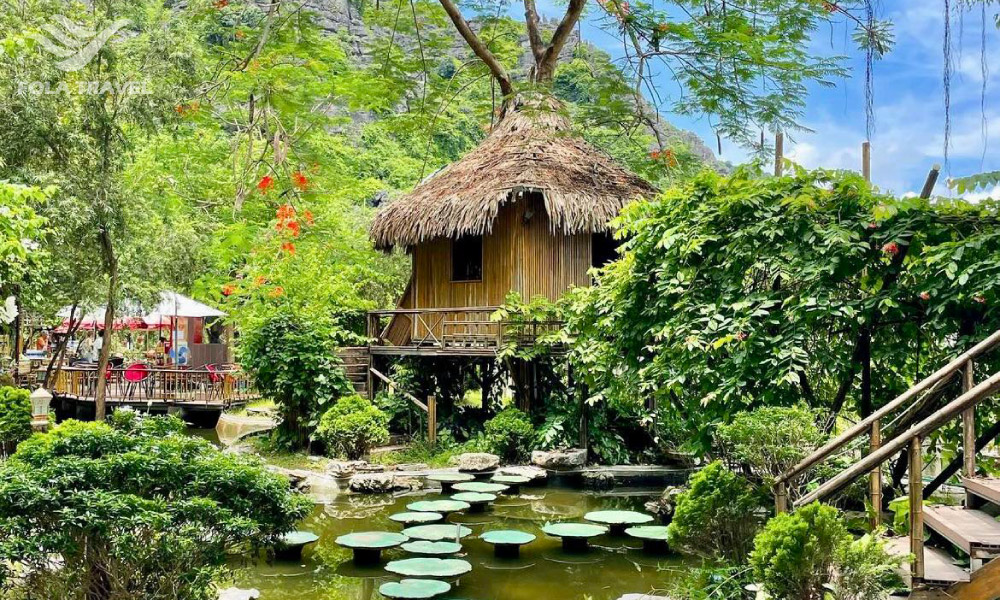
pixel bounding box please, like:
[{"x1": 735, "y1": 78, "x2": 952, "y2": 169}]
[
  {"x1": 206, "y1": 364, "x2": 224, "y2": 400},
  {"x1": 123, "y1": 363, "x2": 151, "y2": 400}
]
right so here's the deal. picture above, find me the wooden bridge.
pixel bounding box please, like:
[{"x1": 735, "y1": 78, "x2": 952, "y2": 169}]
[
  {"x1": 48, "y1": 365, "x2": 258, "y2": 412},
  {"x1": 774, "y1": 329, "x2": 1000, "y2": 599}
]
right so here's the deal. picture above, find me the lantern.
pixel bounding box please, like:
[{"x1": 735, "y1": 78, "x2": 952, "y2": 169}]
[{"x1": 30, "y1": 387, "x2": 52, "y2": 432}]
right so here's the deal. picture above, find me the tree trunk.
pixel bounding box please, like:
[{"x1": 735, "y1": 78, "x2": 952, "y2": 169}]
[
  {"x1": 44, "y1": 302, "x2": 78, "y2": 387},
  {"x1": 94, "y1": 231, "x2": 118, "y2": 421},
  {"x1": 12, "y1": 290, "x2": 22, "y2": 362}
]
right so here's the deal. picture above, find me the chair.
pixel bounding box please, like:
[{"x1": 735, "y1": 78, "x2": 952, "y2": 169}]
[
  {"x1": 123, "y1": 363, "x2": 151, "y2": 400},
  {"x1": 105, "y1": 357, "x2": 125, "y2": 396},
  {"x1": 206, "y1": 364, "x2": 224, "y2": 400}
]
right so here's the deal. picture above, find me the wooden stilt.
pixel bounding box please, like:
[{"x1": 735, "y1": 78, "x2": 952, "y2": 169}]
[
  {"x1": 862, "y1": 141, "x2": 871, "y2": 182},
  {"x1": 963, "y1": 360, "x2": 977, "y2": 507},
  {"x1": 870, "y1": 418, "x2": 882, "y2": 529},
  {"x1": 774, "y1": 132, "x2": 784, "y2": 176},
  {"x1": 428, "y1": 395, "x2": 437, "y2": 446},
  {"x1": 910, "y1": 436, "x2": 925, "y2": 582}
]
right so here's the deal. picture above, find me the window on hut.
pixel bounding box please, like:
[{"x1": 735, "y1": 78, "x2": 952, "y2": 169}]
[
  {"x1": 451, "y1": 235, "x2": 483, "y2": 282},
  {"x1": 592, "y1": 231, "x2": 618, "y2": 269}
]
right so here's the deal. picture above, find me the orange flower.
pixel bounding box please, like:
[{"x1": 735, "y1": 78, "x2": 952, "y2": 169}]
[
  {"x1": 213, "y1": 0, "x2": 229, "y2": 8},
  {"x1": 881, "y1": 241, "x2": 900, "y2": 256},
  {"x1": 822, "y1": 1, "x2": 838, "y2": 13},
  {"x1": 287, "y1": 220, "x2": 300, "y2": 237},
  {"x1": 221, "y1": 284, "x2": 236, "y2": 296},
  {"x1": 269, "y1": 286, "x2": 284, "y2": 298},
  {"x1": 281, "y1": 241, "x2": 296, "y2": 255},
  {"x1": 663, "y1": 149, "x2": 679, "y2": 167},
  {"x1": 235, "y1": 29, "x2": 246, "y2": 40},
  {"x1": 257, "y1": 175, "x2": 274, "y2": 193},
  {"x1": 292, "y1": 171, "x2": 309, "y2": 190},
  {"x1": 254, "y1": 276, "x2": 268, "y2": 286},
  {"x1": 303, "y1": 209, "x2": 314, "y2": 226},
  {"x1": 276, "y1": 203, "x2": 295, "y2": 220},
  {"x1": 657, "y1": 22, "x2": 670, "y2": 33}
]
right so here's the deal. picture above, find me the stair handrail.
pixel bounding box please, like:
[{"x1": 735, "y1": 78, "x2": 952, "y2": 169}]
[
  {"x1": 795, "y1": 369, "x2": 1000, "y2": 507},
  {"x1": 773, "y1": 328, "x2": 1000, "y2": 501}
]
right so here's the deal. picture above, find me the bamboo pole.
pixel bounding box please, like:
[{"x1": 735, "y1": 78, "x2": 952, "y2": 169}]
[
  {"x1": 774, "y1": 132, "x2": 784, "y2": 176},
  {"x1": 910, "y1": 436, "x2": 925, "y2": 581},
  {"x1": 862, "y1": 141, "x2": 871, "y2": 182},
  {"x1": 428, "y1": 395, "x2": 437, "y2": 446},
  {"x1": 870, "y1": 418, "x2": 882, "y2": 529},
  {"x1": 963, "y1": 359, "x2": 977, "y2": 506}
]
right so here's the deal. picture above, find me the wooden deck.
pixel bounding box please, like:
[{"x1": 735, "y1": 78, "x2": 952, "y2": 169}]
[
  {"x1": 49, "y1": 365, "x2": 258, "y2": 410},
  {"x1": 367, "y1": 307, "x2": 563, "y2": 356}
]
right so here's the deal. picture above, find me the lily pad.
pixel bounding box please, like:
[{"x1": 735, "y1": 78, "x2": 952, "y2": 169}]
[
  {"x1": 584, "y1": 510, "x2": 653, "y2": 535},
  {"x1": 385, "y1": 557, "x2": 473, "y2": 578},
  {"x1": 452, "y1": 482, "x2": 508, "y2": 494},
  {"x1": 401, "y1": 540, "x2": 463, "y2": 555},
  {"x1": 450, "y1": 492, "x2": 496, "y2": 513},
  {"x1": 275, "y1": 530, "x2": 319, "y2": 560},
  {"x1": 379, "y1": 578, "x2": 452, "y2": 599},
  {"x1": 390, "y1": 512, "x2": 444, "y2": 525},
  {"x1": 481, "y1": 530, "x2": 536, "y2": 546},
  {"x1": 491, "y1": 475, "x2": 531, "y2": 485},
  {"x1": 541, "y1": 523, "x2": 607, "y2": 553},
  {"x1": 407, "y1": 500, "x2": 471, "y2": 514},
  {"x1": 335, "y1": 531, "x2": 408, "y2": 565},
  {"x1": 402, "y1": 524, "x2": 473, "y2": 541},
  {"x1": 625, "y1": 525, "x2": 671, "y2": 554}
]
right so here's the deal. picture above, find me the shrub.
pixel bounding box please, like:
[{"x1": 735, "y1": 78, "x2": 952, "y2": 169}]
[
  {"x1": 483, "y1": 407, "x2": 536, "y2": 463},
  {"x1": 667, "y1": 461, "x2": 764, "y2": 563},
  {"x1": 0, "y1": 386, "x2": 32, "y2": 453},
  {"x1": 315, "y1": 395, "x2": 390, "y2": 459},
  {"x1": 750, "y1": 502, "x2": 850, "y2": 600},
  {"x1": 240, "y1": 311, "x2": 353, "y2": 449},
  {"x1": 715, "y1": 404, "x2": 825, "y2": 493},
  {"x1": 832, "y1": 532, "x2": 905, "y2": 600}
]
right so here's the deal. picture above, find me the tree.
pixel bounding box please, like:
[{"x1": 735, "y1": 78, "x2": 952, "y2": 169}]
[
  {"x1": 0, "y1": 183, "x2": 48, "y2": 360},
  {"x1": 0, "y1": 412, "x2": 311, "y2": 600}
]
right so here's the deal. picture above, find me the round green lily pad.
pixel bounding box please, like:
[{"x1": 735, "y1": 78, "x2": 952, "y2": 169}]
[
  {"x1": 390, "y1": 512, "x2": 444, "y2": 525},
  {"x1": 491, "y1": 475, "x2": 530, "y2": 484},
  {"x1": 407, "y1": 500, "x2": 471, "y2": 514},
  {"x1": 275, "y1": 530, "x2": 319, "y2": 560},
  {"x1": 379, "y1": 578, "x2": 452, "y2": 599},
  {"x1": 625, "y1": 525, "x2": 671, "y2": 554},
  {"x1": 385, "y1": 557, "x2": 473, "y2": 578},
  {"x1": 401, "y1": 540, "x2": 463, "y2": 555},
  {"x1": 335, "y1": 531, "x2": 409, "y2": 549},
  {"x1": 402, "y1": 524, "x2": 473, "y2": 541},
  {"x1": 481, "y1": 530, "x2": 536, "y2": 545},
  {"x1": 542, "y1": 523, "x2": 607, "y2": 552},
  {"x1": 450, "y1": 491, "x2": 496, "y2": 513},
  {"x1": 452, "y1": 482, "x2": 508, "y2": 494},
  {"x1": 426, "y1": 473, "x2": 476, "y2": 483},
  {"x1": 584, "y1": 510, "x2": 654, "y2": 535}
]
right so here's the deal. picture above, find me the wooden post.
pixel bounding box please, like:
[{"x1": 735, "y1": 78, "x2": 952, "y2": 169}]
[
  {"x1": 774, "y1": 131, "x2": 784, "y2": 176},
  {"x1": 775, "y1": 481, "x2": 788, "y2": 514},
  {"x1": 870, "y1": 418, "x2": 882, "y2": 529},
  {"x1": 427, "y1": 395, "x2": 437, "y2": 446},
  {"x1": 909, "y1": 436, "x2": 925, "y2": 582},
  {"x1": 963, "y1": 359, "x2": 977, "y2": 506},
  {"x1": 862, "y1": 141, "x2": 871, "y2": 182}
]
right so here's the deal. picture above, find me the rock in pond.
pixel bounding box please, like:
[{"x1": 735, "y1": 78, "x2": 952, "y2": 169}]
[
  {"x1": 456, "y1": 452, "x2": 500, "y2": 473},
  {"x1": 218, "y1": 588, "x2": 260, "y2": 600},
  {"x1": 583, "y1": 470, "x2": 615, "y2": 490},
  {"x1": 497, "y1": 465, "x2": 548, "y2": 482},
  {"x1": 531, "y1": 448, "x2": 587, "y2": 470},
  {"x1": 644, "y1": 486, "x2": 684, "y2": 524},
  {"x1": 349, "y1": 473, "x2": 422, "y2": 494}
]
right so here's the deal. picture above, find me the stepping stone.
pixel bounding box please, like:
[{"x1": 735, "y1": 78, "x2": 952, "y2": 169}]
[
  {"x1": 451, "y1": 492, "x2": 496, "y2": 513},
  {"x1": 390, "y1": 511, "x2": 444, "y2": 526},
  {"x1": 275, "y1": 530, "x2": 319, "y2": 560},
  {"x1": 401, "y1": 540, "x2": 463, "y2": 556},
  {"x1": 426, "y1": 472, "x2": 475, "y2": 492},
  {"x1": 624, "y1": 526, "x2": 670, "y2": 554},
  {"x1": 335, "y1": 531, "x2": 408, "y2": 565},
  {"x1": 402, "y1": 524, "x2": 473, "y2": 542},
  {"x1": 584, "y1": 510, "x2": 654, "y2": 536},
  {"x1": 385, "y1": 557, "x2": 473, "y2": 578},
  {"x1": 407, "y1": 499, "x2": 471, "y2": 515},
  {"x1": 379, "y1": 578, "x2": 451, "y2": 599},
  {"x1": 452, "y1": 482, "x2": 508, "y2": 494},
  {"x1": 480, "y1": 529, "x2": 536, "y2": 558},
  {"x1": 541, "y1": 523, "x2": 608, "y2": 552},
  {"x1": 491, "y1": 474, "x2": 531, "y2": 494}
]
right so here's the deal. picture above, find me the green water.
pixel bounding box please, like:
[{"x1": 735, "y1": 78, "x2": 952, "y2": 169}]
[{"x1": 230, "y1": 487, "x2": 694, "y2": 600}]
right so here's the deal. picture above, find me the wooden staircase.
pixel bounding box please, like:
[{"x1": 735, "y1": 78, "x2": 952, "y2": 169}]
[
  {"x1": 773, "y1": 329, "x2": 1000, "y2": 600},
  {"x1": 337, "y1": 346, "x2": 371, "y2": 397}
]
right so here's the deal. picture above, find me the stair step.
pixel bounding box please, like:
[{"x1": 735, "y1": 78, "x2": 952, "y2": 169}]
[
  {"x1": 885, "y1": 537, "x2": 970, "y2": 587},
  {"x1": 963, "y1": 476, "x2": 1000, "y2": 506},
  {"x1": 924, "y1": 505, "x2": 1000, "y2": 556}
]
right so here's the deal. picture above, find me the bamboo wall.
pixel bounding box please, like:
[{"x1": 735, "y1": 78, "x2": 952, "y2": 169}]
[{"x1": 411, "y1": 193, "x2": 592, "y2": 309}]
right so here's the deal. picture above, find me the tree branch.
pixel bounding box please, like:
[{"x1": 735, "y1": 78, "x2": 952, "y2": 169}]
[
  {"x1": 437, "y1": 0, "x2": 513, "y2": 97},
  {"x1": 523, "y1": 0, "x2": 546, "y2": 64},
  {"x1": 535, "y1": 0, "x2": 585, "y2": 80}
]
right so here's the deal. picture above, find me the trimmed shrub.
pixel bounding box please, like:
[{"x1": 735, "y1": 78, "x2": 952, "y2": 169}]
[
  {"x1": 315, "y1": 395, "x2": 390, "y2": 459},
  {"x1": 667, "y1": 461, "x2": 763, "y2": 563},
  {"x1": 0, "y1": 386, "x2": 32, "y2": 454},
  {"x1": 750, "y1": 502, "x2": 849, "y2": 600},
  {"x1": 483, "y1": 408, "x2": 535, "y2": 463}
]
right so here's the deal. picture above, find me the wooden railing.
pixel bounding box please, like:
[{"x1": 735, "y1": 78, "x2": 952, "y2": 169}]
[
  {"x1": 773, "y1": 327, "x2": 1000, "y2": 582},
  {"x1": 49, "y1": 365, "x2": 258, "y2": 408},
  {"x1": 366, "y1": 307, "x2": 562, "y2": 352}
]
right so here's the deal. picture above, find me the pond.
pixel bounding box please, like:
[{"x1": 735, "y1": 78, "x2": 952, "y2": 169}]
[{"x1": 228, "y1": 487, "x2": 694, "y2": 600}]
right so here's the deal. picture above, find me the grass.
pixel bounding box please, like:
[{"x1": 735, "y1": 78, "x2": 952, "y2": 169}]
[
  {"x1": 370, "y1": 438, "x2": 485, "y2": 468},
  {"x1": 248, "y1": 436, "x2": 330, "y2": 472}
]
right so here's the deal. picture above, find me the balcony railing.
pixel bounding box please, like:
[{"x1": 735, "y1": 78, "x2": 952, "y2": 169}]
[
  {"x1": 49, "y1": 365, "x2": 258, "y2": 408},
  {"x1": 366, "y1": 307, "x2": 563, "y2": 353}
]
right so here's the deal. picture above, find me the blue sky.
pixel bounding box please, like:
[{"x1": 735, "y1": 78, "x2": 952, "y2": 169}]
[{"x1": 528, "y1": 0, "x2": 999, "y2": 198}]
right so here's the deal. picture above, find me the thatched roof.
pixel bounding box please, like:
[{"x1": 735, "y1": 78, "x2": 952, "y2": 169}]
[{"x1": 370, "y1": 96, "x2": 659, "y2": 250}]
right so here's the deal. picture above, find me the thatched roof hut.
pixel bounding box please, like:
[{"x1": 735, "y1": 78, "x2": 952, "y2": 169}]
[{"x1": 370, "y1": 96, "x2": 659, "y2": 251}]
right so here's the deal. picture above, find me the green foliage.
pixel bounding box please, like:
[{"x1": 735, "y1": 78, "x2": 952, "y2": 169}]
[
  {"x1": 832, "y1": 532, "x2": 905, "y2": 600},
  {"x1": 0, "y1": 412, "x2": 311, "y2": 600},
  {"x1": 240, "y1": 310, "x2": 352, "y2": 449},
  {"x1": 949, "y1": 170, "x2": 1000, "y2": 194},
  {"x1": 0, "y1": 183, "x2": 48, "y2": 293},
  {"x1": 0, "y1": 386, "x2": 32, "y2": 452},
  {"x1": 667, "y1": 461, "x2": 763, "y2": 563},
  {"x1": 482, "y1": 408, "x2": 536, "y2": 463},
  {"x1": 716, "y1": 405, "x2": 825, "y2": 492},
  {"x1": 750, "y1": 503, "x2": 849, "y2": 600},
  {"x1": 315, "y1": 394, "x2": 391, "y2": 460}
]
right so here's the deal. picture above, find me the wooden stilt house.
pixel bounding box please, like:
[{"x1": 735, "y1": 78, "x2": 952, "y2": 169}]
[{"x1": 365, "y1": 96, "x2": 657, "y2": 358}]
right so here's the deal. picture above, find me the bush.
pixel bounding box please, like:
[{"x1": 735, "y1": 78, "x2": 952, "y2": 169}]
[
  {"x1": 832, "y1": 532, "x2": 905, "y2": 600},
  {"x1": 0, "y1": 386, "x2": 32, "y2": 453},
  {"x1": 240, "y1": 311, "x2": 353, "y2": 449},
  {"x1": 315, "y1": 395, "x2": 390, "y2": 459},
  {"x1": 483, "y1": 407, "x2": 536, "y2": 463},
  {"x1": 715, "y1": 405, "x2": 825, "y2": 493},
  {"x1": 750, "y1": 503, "x2": 849, "y2": 600},
  {"x1": 667, "y1": 461, "x2": 764, "y2": 564}
]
